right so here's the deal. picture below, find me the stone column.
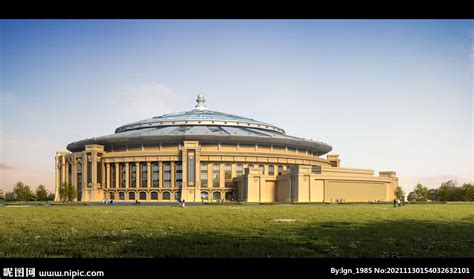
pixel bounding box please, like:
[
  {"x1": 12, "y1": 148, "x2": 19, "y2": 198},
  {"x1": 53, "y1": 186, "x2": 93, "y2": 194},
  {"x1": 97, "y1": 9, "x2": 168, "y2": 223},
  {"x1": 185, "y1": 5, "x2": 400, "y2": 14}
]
[
  {"x1": 159, "y1": 162, "x2": 164, "y2": 188},
  {"x1": 147, "y1": 162, "x2": 151, "y2": 188},
  {"x1": 136, "y1": 162, "x2": 141, "y2": 188},
  {"x1": 91, "y1": 153, "x2": 97, "y2": 188},
  {"x1": 106, "y1": 163, "x2": 110, "y2": 189},
  {"x1": 65, "y1": 161, "x2": 69, "y2": 187},
  {"x1": 231, "y1": 163, "x2": 236, "y2": 181},
  {"x1": 207, "y1": 163, "x2": 212, "y2": 189},
  {"x1": 171, "y1": 162, "x2": 175, "y2": 189},
  {"x1": 61, "y1": 156, "x2": 66, "y2": 187},
  {"x1": 72, "y1": 160, "x2": 77, "y2": 201},
  {"x1": 125, "y1": 162, "x2": 130, "y2": 189},
  {"x1": 220, "y1": 163, "x2": 225, "y2": 189},
  {"x1": 82, "y1": 153, "x2": 87, "y2": 190},
  {"x1": 196, "y1": 156, "x2": 201, "y2": 189},
  {"x1": 182, "y1": 150, "x2": 187, "y2": 190},
  {"x1": 101, "y1": 159, "x2": 105, "y2": 188},
  {"x1": 115, "y1": 163, "x2": 119, "y2": 188},
  {"x1": 54, "y1": 155, "x2": 60, "y2": 201}
]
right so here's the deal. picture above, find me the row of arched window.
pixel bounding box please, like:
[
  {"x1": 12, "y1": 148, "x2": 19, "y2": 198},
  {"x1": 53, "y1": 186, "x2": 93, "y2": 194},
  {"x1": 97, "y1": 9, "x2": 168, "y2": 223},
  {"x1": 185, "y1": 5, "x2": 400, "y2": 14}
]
[
  {"x1": 107, "y1": 191, "x2": 234, "y2": 201},
  {"x1": 104, "y1": 162, "x2": 291, "y2": 189},
  {"x1": 109, "y1": 191, "x2": 175, "y2": 201},
  {"x1": 200, "y1": 163, "x2": 288, "y2": 188},
  {"x1": 108, "y1": 162, "x2": 177, "y2": 189},
  {"x1": 200, "y1": 191, "x2": 234, "y2": 200}
]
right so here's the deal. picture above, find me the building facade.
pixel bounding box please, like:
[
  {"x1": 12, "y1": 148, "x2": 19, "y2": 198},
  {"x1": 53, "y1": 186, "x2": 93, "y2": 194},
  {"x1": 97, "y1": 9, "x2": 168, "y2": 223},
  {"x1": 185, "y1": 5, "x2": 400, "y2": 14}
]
[{"x1": 55, "y1": 95, "x2": 398, "y2": 203}]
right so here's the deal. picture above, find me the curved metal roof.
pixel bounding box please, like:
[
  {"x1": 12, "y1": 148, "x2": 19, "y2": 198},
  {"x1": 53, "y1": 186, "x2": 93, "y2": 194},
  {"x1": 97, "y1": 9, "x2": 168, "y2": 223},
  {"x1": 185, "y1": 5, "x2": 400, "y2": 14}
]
[
  {"x1": 115, "y1": 94, "x2": 285, "y2": 134},
  {"x1": 67, "y1": 94, "x2": 332, "y2": 155}
]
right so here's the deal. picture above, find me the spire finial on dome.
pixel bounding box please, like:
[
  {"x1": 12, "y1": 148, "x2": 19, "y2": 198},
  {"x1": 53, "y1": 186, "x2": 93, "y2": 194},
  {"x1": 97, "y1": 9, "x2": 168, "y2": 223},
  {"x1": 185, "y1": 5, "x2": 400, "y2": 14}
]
[{"x1": 194, "y1": 94, "x2": 207, "y2": 110}]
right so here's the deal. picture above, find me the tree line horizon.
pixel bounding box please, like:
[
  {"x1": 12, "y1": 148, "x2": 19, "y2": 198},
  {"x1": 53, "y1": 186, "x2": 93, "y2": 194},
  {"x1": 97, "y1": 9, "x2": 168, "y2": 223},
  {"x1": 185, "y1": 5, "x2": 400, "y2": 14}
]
[{"x1": 0, "y1": 181, "x2": 77, "y2": 202}]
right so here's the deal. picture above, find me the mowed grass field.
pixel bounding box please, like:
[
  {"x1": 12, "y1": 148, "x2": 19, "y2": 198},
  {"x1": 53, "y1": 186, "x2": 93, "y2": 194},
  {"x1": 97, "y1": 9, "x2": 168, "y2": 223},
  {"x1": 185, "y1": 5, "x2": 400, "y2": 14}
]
[{"x1": 0, "y1": 203, "x2": 473, "y2": 258}]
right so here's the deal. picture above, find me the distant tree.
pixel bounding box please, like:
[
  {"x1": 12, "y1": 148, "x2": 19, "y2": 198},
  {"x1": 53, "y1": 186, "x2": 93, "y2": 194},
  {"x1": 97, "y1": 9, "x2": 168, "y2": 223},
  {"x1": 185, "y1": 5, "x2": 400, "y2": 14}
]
[
  {"x1": 0, "y1": 189, "x2": 4, "y2": 200},
  {"x1": 438, "y1": 180, "x2": 462, "y2": 201},
  {"x1": 428, "y1": 188, "x2": 439, "y2": 201},
  {"x1": 438, "y1": 185, "x2": 451, "y2": 201},
  {"x1": 450, "y1": 186, "x2": 464, "y2": 201},
  {"x1": 407, "y1": 191, "x2": 417, "y2": 202},
  {"x1": 462, "y1": 183, "x2": 474, "y2": 201},
  {"x1": 13, "y1": 181, "x2": 35, "y2": 201},
  {"x1": 413, "y1": 183, "x2": 429, "y2": 201},
  {"x1": 35, "y1": 185, "x2": 49, "y2": 201},
  {"x1": 47, "y1": 192, "x2": 55, "y2": 201},
  {"x1": 394, "y1": 186, "x2": 405, "y2": 201},
  {"x1": 5, "y1": 191, "x2": 16, "y2": 201}
]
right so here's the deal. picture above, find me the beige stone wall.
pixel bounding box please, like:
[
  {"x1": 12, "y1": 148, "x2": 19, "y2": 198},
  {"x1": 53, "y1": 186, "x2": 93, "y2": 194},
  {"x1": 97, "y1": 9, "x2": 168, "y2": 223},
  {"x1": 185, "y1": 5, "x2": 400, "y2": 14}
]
[
  {"x1": 324, "y1": 180, "x2": 387, "y2": 202},
  {"x1": 262, "y1": 180, "x2": 277, "y2": 202},
  {"x1": 276, "y1": 177, "x2": 290, "y2": 202},
  {"x1": 237, "y1": 164, "x2": 398, "y2": 203},
  {"x1": 56, "y1": 142, "x2": 397, "y2": 203},
  {"x1": 310, "y1": 180, "x2": 325, "y2": 202}
]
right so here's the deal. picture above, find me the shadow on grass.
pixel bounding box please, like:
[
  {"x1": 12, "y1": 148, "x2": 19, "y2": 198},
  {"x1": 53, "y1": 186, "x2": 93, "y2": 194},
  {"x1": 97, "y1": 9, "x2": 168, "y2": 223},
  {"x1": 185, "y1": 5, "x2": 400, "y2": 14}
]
[
  {"x1": 296, "y1": 217, "x2": 474, "y2": 258},
  {"x1": 2, "y1": 218, "x2": 473, "y2": 258}
]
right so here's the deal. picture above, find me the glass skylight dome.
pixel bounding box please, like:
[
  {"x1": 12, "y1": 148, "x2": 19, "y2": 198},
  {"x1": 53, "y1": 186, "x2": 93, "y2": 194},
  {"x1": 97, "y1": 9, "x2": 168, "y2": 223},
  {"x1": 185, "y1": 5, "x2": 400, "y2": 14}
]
[{"x1": 67, "y1": 94, "x2": 332, "y2": 155}]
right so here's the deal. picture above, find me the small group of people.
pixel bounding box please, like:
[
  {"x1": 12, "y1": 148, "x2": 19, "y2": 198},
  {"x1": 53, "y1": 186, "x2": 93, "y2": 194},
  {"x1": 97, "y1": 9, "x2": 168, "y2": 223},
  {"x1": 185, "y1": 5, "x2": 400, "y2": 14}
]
[
  {"x1": 179, "y1": 199, "x2": 186, "y2": 207},
  {"x1": 103, "y1": 199, "x2": 114, "y2": 205},
  {"x1": 393, "y1": 198, "x2": 405, "y2": 207}
]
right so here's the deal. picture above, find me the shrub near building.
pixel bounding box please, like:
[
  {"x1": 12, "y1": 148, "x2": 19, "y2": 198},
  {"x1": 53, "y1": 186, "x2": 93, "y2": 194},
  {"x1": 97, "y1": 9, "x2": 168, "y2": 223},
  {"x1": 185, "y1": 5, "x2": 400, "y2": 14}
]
[
  {"x1": 3, "y1": 182, "x2": 55, "y2": 202},
  {"x1": 12, "y1": 182, "x2": 35, "y2": 201}
]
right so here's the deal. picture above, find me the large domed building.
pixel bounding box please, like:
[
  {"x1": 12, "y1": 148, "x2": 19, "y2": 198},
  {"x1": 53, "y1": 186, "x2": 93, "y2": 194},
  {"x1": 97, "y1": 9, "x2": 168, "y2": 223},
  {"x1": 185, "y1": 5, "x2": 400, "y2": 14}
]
[{"x1": 55, "y1": 94, "x2": 398, "y2": 203}]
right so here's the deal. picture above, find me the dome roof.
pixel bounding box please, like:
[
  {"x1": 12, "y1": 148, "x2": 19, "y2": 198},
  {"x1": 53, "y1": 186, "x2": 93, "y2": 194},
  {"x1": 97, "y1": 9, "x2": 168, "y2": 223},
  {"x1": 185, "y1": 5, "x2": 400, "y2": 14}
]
[
  {"x1": 67, "y1": 94, "x2": 332, "y2": 155},
  {"x1": 115, "y1": 106, "x2": 285, "y2": 135}
]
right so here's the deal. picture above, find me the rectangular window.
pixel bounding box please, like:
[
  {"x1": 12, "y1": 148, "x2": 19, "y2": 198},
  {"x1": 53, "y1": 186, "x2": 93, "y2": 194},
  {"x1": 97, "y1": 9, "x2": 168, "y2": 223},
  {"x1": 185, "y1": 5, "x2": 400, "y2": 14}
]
[
  {"x1": 212, "y1": 164, "x2": 220, "y2": 188},
  {"x1": 269, "y1": 165, "x2": 275, "y2": 176},
  {"x1": 120, "y1": 164, "x2": 126, "y2": 188},
  {"x1": 152, "y1": 163, "x2": 159, "y2": 187},
  {"x1": 176, "y1": 163, "x2": 182, "y2": 188},
  {"x1": 201, "y1": 163, "x2": 208, "y2": 188},
  {"x1": 236, "y1": 164, "x2": 243, "y2": 176},
  {"x1": 130, "y1": 163, "x2": 136, "y2": 188},
  {"x1": 111, "y1": 164, "x2": 116, "y2": 188},
  {"x1": 141, "y1": 163, "x2": 148, "y2": 187},
  {"x1": 225, "y1": 164, "x2": 232, "y2": 187},
  {"x1": 164, "y1": 162, "x2": 171, "y2": 188}
]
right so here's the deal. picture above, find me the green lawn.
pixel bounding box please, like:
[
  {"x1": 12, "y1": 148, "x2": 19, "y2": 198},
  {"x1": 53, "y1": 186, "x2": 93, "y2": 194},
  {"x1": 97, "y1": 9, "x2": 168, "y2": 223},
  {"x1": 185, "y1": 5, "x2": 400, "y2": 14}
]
[{"x1": 0, "y1": 203, "x2": 473, "y2": 258}]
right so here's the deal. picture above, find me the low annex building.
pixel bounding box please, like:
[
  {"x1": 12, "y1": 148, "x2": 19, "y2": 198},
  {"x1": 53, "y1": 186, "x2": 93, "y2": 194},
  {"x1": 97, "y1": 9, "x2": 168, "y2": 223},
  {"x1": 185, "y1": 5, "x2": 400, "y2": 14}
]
[{"x1": 55, "y1": 95, "x2": 398, "y2": 203}]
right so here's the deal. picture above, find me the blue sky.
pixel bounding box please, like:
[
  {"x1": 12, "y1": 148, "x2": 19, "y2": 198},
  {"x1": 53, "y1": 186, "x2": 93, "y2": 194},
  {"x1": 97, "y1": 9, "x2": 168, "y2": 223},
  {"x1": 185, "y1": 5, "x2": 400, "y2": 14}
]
[{"x1": 1, "y1": 20, "x2": 472, "y2": 193}]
